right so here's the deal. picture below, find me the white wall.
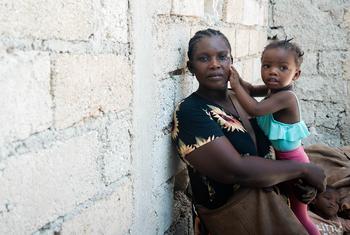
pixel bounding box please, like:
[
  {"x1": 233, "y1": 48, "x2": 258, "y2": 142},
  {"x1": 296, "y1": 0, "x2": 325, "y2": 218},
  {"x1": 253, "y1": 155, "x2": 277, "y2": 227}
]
[
  {"x1": 0, "y1": 0, "x2": 268, "y2": 234},
  {"x1": 269, "y1": 0, "x2": 350, "y2": 147}
]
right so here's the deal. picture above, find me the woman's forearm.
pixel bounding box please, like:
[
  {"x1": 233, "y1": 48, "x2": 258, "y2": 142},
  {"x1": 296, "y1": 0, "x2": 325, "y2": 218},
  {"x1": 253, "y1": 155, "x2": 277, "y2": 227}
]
[
  {"x1": 228, "y1": 156, "x2": 305, "y2": 187},
  {"x1": 226, "y1": 156, "x2": 325, "y2": 192}
]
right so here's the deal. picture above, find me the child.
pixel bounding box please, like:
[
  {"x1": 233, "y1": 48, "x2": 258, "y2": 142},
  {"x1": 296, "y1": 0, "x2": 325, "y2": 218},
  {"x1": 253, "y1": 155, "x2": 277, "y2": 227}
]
[
  {"x1": 309, "y1": 186, "x2": 350, "y2": 234},
  {"x1": 230, "y1": 39, "x2": 319, "y2": 235}
]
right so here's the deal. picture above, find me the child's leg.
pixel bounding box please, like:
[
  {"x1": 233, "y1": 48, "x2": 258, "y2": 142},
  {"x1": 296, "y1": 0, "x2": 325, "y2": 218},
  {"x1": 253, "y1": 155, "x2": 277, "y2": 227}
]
[
  {"x1": 290, "y1": 193, "x2": 320, "y2": 235},
  {"x1": 276, "y1": 147, "x2": 320, "y2": 235}
]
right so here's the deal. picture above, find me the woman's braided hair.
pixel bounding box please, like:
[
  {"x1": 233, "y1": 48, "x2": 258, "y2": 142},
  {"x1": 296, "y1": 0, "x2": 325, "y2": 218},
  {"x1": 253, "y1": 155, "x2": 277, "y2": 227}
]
[
  {"x1": 187, "y1": 28, "x2": 232, "y2": 61},
  {"x1": 263, "y1": 38, "x2": 304, "y2": 67}
]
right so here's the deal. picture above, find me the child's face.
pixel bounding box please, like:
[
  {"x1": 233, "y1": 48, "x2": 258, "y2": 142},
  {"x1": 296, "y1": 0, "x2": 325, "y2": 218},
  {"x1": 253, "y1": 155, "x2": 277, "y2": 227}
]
[
  {"x1": 189, "y1": 36, "x2": 232, "y2": 91},
  {"x1": 313, "y1": 189, "x2": 340, "y2": 219},
  {"x1": 261, "y1": 48, "x2": 300, "y2": 91}
]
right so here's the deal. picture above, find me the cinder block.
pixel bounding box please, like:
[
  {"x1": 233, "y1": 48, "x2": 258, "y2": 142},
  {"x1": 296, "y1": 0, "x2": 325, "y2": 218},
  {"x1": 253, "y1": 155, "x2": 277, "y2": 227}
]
[
  {"x1": 224, "y1": 0, "x2": 244, "y2": 24},
  {"x1": 345, "y1": 56, "x2": 350, "y2": 80},
  {"x1": 249, "y1": 30, "x2": 260, "y2": 55},
  {"x1": 204, "y1": 0, "x2": 225, "y2": 18},
  {"x1": 232, "y1": 59, "x2": 243, "y2": 77},
  {"x1": 304, "y1": 126, "x2": 342, "y2": 147},
  {"x1": 61, "y1": 179, "x2": 133, "y2": 235},
  {"x1": 251, "y1": 57, "x2": 262, "y2": 84},
  {"x1": 152, "y1": 134, "x2": 184, "y2": 188},
  {"x1": 315, "y1": 102, "x2": 345, "y2": 129},
  {"x1": 154, "y1": 79, "x2": 176, "y2": 131},
  {"x1": 344, "y1": 8, "x2": 350, "y2": 28},
  {"x1": 340, "y1": 113, "x2": 350, "y2": 144},
  {"x1": 154, "y1": 23, "x2": 191, "y2": 78},
  {"x1": 296, "y1": 76, "x2": 347, "y2": 103},
  {"x1": 152, "y1": 182, "x2": 175, "y2": 233},
  {"x1": 155, "y1": 0, "x2": 172, "y2": 15},
  {"x1": 0, "y1": 132, "x2": 102, "y2": 235},
  {"x1": 319, "y1": 51, "x2": 345, "y2": 77},
  {"x1": 219, "y1": 27, "x2": 236, "y2": 58},
  {"x1": 242, "y1": 0, "x2": 258, "y2": 25},
  {"x1": 241, "y1": 58, "x2": 253, "y2": 83},
  {"x1": 0, "y1": 0, "x2": 94, "y2": 40},
  {"x1": 299, "y1": 100, "x2": 315, "y2": 125},
  {"x1": 53, "y1": 54, "x2": 132, "y2": 129},
  {"x1": 102, "y1": 115, "x2": 132, "y2": 185},
  {"x1": 301, "y1": 52, "x2": 318, "y2": 76},
  {"x1": 171, "y1": 0, "x2": 204, "y2": 17},
  {"x1": 235, "y1": 29, "x2": 250, "y2": 58},
  {"x1": 99, "y1": 0, "x2": 128, "y2": 43},
  {"x1": 0, "y1": 50, "x2": 52, "y2": 145},
  {"x1": 258, "y1": 0, "x2": 269, "y2": 26},
  {"x1": 258, "y1": 30, "x2": 267, "y2": 52},
  {"x1": 273, "y1": 0, "x2": 346, "y2": 50},
  {"x1": 174, "y1": 74, "x2": 196, "y2": 104}
]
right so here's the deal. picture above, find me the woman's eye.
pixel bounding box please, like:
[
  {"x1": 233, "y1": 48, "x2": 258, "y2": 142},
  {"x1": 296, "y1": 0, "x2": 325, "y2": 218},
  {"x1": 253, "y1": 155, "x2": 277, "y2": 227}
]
[
  {"x1": 198, "y1": 56, "x2": 209, "y2": 62},
  {"x1": 218, "y1": 55, "x2": 229, "y2": 61}
]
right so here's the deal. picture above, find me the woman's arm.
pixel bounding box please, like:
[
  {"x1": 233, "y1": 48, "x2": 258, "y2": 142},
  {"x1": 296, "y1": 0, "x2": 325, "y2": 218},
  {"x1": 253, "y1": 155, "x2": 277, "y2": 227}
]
[{"x1": 186, "y1": 136, "x2": 326, "y2": 192}]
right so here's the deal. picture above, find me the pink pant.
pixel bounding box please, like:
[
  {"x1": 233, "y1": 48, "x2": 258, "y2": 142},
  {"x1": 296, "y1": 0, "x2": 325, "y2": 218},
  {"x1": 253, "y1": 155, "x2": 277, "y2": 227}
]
[{"x1": 275, "y1": 146, "x2": 320, "y2": 235}]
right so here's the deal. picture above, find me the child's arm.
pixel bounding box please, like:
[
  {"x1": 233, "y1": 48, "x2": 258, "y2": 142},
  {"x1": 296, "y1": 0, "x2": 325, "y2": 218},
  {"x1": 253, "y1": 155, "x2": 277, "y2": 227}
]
[
  {"x1": 229, "y1": 66, "x2": 295, "y2": 116},
  {"x1": 239, "y1": 78, "x2": 269, "y2": 97}
]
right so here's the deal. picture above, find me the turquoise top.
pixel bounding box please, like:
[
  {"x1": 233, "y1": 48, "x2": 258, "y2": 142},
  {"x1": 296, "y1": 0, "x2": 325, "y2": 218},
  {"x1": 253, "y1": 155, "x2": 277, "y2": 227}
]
[{"x1": 256, "y1": 92, "x2": 310, "y2": 151}]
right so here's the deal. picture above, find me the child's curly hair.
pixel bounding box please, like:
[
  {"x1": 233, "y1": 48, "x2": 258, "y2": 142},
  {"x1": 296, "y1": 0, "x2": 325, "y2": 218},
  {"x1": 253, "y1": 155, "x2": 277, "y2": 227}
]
[{"x1": 263, "y1": 38, "x2": 304, "y2": 67}]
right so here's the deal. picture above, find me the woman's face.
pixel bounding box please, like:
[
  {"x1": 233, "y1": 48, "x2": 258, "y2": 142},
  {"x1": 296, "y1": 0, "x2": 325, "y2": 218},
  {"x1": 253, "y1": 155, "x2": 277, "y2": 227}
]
[{"x1": 190, "y1": 36, "x2": 232, "y2": 91}]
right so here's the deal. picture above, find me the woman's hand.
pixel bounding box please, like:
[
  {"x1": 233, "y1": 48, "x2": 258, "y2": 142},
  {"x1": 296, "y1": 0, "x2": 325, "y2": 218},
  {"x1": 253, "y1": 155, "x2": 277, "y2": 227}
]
[{"x1": 301, "y1": 163, "x2": 326, "y2": 193}]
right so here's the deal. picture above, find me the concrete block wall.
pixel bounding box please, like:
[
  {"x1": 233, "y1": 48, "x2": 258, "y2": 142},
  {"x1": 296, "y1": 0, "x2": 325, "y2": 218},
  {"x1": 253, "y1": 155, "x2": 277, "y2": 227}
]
[
  {"x1": 0, "y1": 0, "x2": 133, "y2": 234},
  {"x1": 0, "y1": 0, "x2": 267, "y2": 234},
  {"x1": 269, "y1": 0, "x2": 350, "y2": 146}
]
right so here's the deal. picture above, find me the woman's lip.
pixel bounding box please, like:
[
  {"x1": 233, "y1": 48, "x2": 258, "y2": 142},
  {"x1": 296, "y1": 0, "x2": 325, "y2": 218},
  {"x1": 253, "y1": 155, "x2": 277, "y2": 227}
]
[{"x1": 207, "y1": 75, "x2": 224, "y2": 79}]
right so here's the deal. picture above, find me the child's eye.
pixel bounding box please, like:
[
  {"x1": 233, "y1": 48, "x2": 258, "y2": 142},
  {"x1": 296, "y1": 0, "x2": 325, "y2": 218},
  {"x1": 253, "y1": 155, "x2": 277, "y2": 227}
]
[
  {"x1": 262, "y1": 64, "x2": 270, "y2": 69},
  {"x1": 280, "y1": 66, "x2": 288, "y2": 71}
]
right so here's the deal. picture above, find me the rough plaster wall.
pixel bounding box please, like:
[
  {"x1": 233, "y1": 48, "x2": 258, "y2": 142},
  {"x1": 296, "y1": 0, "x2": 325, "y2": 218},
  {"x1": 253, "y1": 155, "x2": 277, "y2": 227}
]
[
  {"x1": 0, "y1": 0, "x2": 133, "y2": 234},
  {"x1": 269, "y1": 0, "x2": 350, "y2": 146},
  {"x1": 0, "y1": 0, "x2": 267, "y2": 234}
]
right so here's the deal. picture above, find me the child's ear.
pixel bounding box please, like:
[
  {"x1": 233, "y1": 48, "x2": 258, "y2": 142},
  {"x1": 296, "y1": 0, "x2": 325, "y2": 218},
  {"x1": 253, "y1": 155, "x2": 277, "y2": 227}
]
[
  {"x1": 187, "y1": 61, "x2": 194, "y2": 75},
  {"x1": 293, "y1": 69, "x2": 301, "y2": 81}
]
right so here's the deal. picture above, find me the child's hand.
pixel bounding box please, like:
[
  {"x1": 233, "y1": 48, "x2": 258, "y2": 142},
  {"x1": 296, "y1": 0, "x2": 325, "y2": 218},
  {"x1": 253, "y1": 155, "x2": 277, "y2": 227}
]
[
  {"x1": 229, "y1": 66, "x2": 241, "y2": 90},
  {"x1": 293, "y1": 179, "x2": 318, "y2": 204}
]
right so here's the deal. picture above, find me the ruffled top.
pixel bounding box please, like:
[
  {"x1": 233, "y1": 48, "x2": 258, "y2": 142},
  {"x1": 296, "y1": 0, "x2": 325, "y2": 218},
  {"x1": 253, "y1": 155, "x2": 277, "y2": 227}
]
[{"x1": 257, "y1": 113, "x2": 310, "y2": 151}]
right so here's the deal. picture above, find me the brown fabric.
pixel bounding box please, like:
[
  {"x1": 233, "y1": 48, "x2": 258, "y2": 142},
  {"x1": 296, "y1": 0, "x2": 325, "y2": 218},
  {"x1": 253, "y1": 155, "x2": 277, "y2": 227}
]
[
  {"x1": 196, "y1": 188, "x2": 308, "y2": 235},
  {"x1": 305, "y1": 144, "x2": 350, "y2": 216}
]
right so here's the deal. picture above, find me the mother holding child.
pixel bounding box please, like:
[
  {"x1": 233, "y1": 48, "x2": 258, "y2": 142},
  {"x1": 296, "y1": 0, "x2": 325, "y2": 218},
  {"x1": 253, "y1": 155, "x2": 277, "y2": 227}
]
[{"x1": 171, "y1": 28, "x2": 326, "y2": 234}]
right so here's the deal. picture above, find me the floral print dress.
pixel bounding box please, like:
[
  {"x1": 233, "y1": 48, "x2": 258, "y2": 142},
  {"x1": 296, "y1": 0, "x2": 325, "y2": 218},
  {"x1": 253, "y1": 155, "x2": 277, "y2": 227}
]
[{"x1": 172, "y1": 92, "x2": 270, "y2": 209}]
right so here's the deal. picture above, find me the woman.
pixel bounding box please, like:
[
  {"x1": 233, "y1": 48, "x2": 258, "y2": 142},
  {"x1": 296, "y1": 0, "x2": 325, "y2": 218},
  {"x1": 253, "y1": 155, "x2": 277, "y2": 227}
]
[{"x1": 171, "y1": 28, "x2": 326, "y2": 234}]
